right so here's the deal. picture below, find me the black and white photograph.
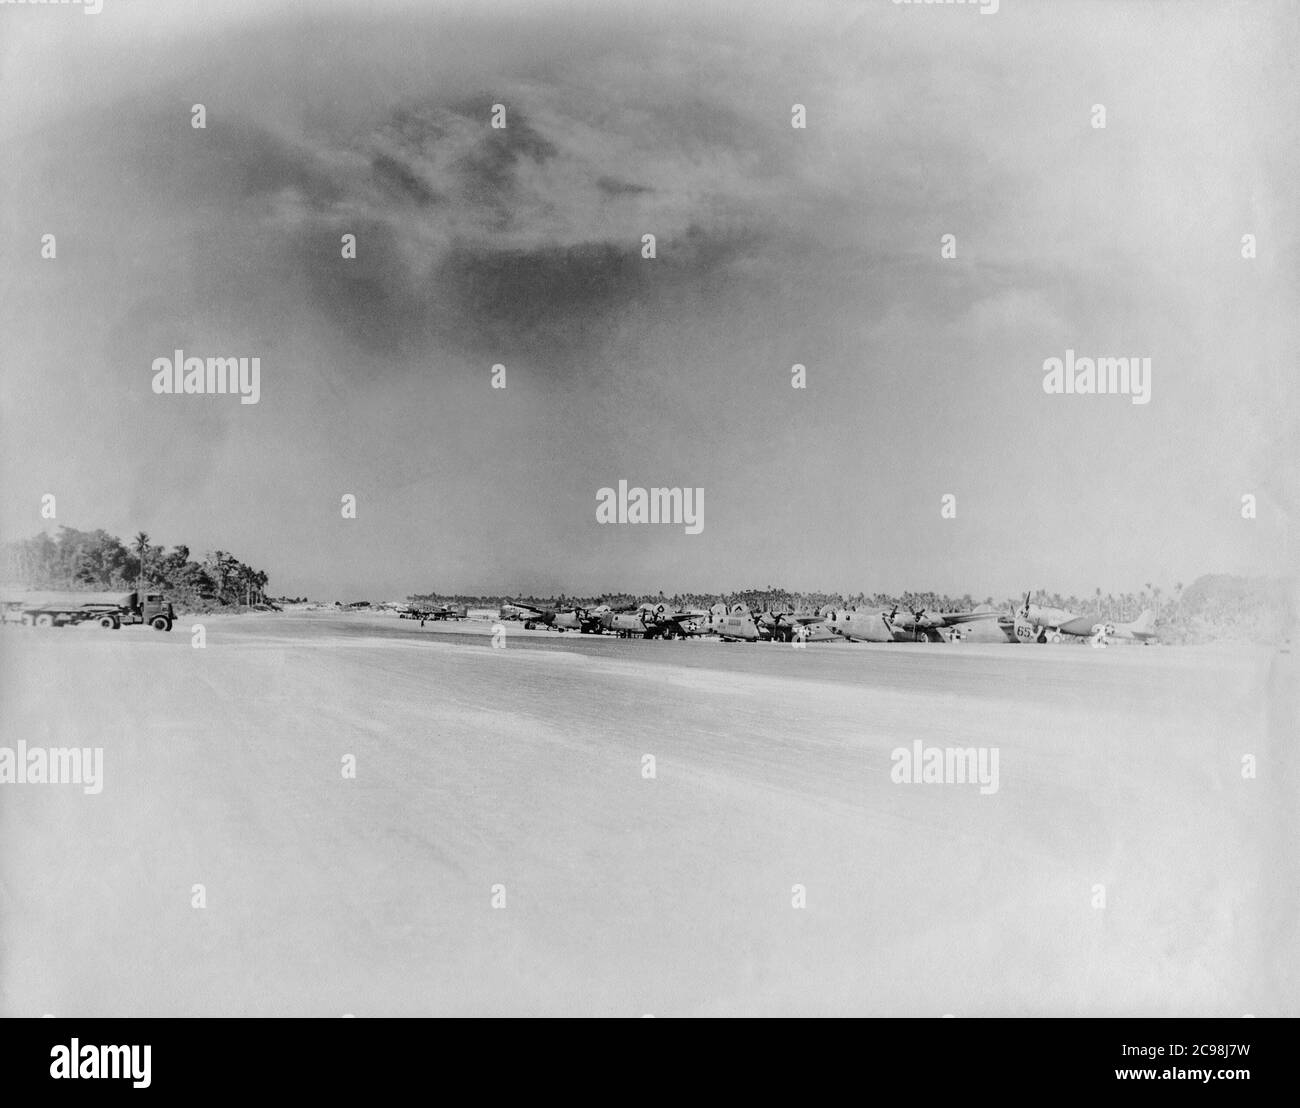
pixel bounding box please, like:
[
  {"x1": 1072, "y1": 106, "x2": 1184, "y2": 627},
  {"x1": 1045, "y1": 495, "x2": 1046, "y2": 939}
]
[{"x1": 1, "y1": 0, "x2": 1296, "y2": 1053}]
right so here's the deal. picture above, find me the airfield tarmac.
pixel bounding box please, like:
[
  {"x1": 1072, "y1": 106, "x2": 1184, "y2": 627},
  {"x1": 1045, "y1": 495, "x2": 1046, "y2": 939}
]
[{"x1": 1, "y1": 612, "x2": 1295, "y2": 1016}]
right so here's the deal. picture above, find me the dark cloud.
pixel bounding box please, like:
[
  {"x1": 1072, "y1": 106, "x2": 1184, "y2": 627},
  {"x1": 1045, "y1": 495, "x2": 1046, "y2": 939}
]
[
  {"x1": 295, "y1": 217, "x2": 429, "y2": 358},
  {"x1": 450, "y1": 110, "x2": 559, "y2": 225},
  {"x1": 20, "y1": 75, "x2": 772, "y2": 377},
  {"x1": 370, "y1": 152, "x2": 444, "y2": 207},
  {"x1": 428, "y1": 223, "x2": 763, "y2": 362},
  {"x1": 293, "y1": 219, "x2": 762, "y2": 368},
  {"x1": 250, "y1": 92, "x2": 772, "y2": 367},
  {"x1": 596, "y1": 177, "x2": 652, "y2": 197},
  {"x1": 364, "y1": 98, "x2": 559, "y2": 224},
  {"x1": 228, "y1": 125, "x2": 345, "y2": 207}
]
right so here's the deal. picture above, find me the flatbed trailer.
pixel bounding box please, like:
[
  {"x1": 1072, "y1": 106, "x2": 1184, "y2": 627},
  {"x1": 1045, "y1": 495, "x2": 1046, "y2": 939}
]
[{"x1": 0, "y1": 590, "x2": 175, "y2": 631}]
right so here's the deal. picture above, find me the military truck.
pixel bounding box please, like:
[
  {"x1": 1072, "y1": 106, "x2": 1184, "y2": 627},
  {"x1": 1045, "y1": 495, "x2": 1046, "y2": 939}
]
[{"x1": 0, "y1": 589, "x2": 175, "y2": 631}]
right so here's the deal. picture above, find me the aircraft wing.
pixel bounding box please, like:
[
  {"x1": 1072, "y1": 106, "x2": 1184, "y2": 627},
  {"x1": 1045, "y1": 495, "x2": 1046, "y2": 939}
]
[
  {"x1": 508, "y1": 601, "x2": 548, "y2": 616},
  {"x1": 932, "y1": 610, "x2": 1001, "y2": 627}
]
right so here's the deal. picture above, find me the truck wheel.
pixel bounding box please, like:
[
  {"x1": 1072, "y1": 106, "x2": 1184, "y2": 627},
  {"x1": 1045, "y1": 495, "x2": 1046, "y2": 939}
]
[
  {"x1": 22, "y1": 614, "x2": 34, "y2": 627},
  {"x1": 34, "y1": 614, "x2": 55, "y2": 628},
  {"x1": 98, "y1": 616, "x2": 116, "y2": 629},
  {"x1": 151, "y1": 616, "x2": 171, "y2": 631}
]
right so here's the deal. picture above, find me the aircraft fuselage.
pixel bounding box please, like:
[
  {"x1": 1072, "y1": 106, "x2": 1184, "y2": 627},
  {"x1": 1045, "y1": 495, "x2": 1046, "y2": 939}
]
[{"x1": 824, "y1": 609, "x2": 895, "y2": 643}]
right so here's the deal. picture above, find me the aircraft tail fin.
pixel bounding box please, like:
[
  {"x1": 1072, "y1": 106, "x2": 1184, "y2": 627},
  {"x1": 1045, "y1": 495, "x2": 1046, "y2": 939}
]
[{"x1": 1130, "y1": 609, "x2": 1155, "y2": 631}]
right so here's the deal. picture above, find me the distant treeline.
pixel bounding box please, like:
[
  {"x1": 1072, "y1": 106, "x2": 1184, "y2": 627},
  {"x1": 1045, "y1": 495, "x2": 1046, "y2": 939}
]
[
  {"x1": 1154, "y1": 574, "x2": 1292, "y2": 645},
  {"x1": 411, "y1": 576, "x2": 1294, "y2": 644},
  {"x1": 414, "y1": 585, "x2": 1164, "y2": 618},
  {"x1": 1, "y1": 526, "x2": 270, "y2": 613}
]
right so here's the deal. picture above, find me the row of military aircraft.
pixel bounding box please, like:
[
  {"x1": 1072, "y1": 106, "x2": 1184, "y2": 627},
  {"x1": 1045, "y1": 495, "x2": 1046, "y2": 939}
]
[{"x1": 459, "y1": 593, "x2": 1159, "y2": 646}]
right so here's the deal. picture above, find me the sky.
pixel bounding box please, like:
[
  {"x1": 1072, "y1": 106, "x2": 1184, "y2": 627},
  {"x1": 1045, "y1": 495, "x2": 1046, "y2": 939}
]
[{"x1": 1, "y1": 0, "x2": 1296, "y2": 601}]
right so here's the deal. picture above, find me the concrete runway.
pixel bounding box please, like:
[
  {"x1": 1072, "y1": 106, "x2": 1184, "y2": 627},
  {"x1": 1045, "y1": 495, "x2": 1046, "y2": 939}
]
[{"x1": 1, "y1": 613, "x2": 1294, "y2": 1016}]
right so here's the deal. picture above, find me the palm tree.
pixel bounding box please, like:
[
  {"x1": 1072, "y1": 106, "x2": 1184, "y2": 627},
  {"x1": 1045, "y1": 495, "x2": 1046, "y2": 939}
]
[
  {"x1": 206, "y1": 551, "x2": 240, "y2": 604},
  {"x1": 133, "y1": 532, "x2": 151, "y2": 588}
]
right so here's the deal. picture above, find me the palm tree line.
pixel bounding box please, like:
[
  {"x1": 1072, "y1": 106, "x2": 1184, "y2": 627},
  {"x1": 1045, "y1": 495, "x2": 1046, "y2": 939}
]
[
  {"x1": 2, "y1": 526, "x2": 269, "y2": 609},
  {"x1": 423, "y1": 583, "x2": 1190, "y2": 622}
]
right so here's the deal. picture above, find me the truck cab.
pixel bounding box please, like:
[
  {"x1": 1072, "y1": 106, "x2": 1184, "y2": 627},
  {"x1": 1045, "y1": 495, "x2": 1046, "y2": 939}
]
[
  {"x1": 112, "y1": 591, "x2": 174, "y2": 630},
  {"x1": 139, "y1": 592, "x2": 175, "y2": 631}
]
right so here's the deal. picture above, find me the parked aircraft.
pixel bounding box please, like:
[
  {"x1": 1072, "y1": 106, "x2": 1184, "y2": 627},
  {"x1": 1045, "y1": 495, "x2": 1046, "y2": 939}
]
[
  {"x1": 818, "y1": 601, "x2": 1002, "y2": 643},
  {"x1": 669, "y1": 605, "x2": 837, "y2": 643},
  {"x1": 687, "y1": 603, "x2": 762, "y2": 641},
  {"x1": 821, "y1": 604, "x2": 897, "y2": 643},
  {"x1": 1012, "y1": 592, "x2": 1157, "y2": 644},
  {"x1": 1102, "y1": 609, "x2": 1158, "y2": 643},
  {"x1": 754, "y1": 610, "x2": 829, "y2": 642},
  {"x1": 599, "y1": 603, "x2": 700, "y2": 638},
  {"x1": 598, "y1": 608, "x2": 651, "y2": 638},
  {"x1": 403, "y1": 603, "x2": 461, "y2": 621},
  {"x1": 507, "y1": 601, "x2": 602, "y2": 633},
  {"x1": 792, "y1": 621, "x2": 840, "y2": 644},
  {"x1": 886, "y1": 604, "x2": 1002, "y2": 642}
]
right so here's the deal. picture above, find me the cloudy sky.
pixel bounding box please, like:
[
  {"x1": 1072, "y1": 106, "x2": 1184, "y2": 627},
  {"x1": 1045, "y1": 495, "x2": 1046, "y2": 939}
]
[{"x1": 1, "y1": 0, "x2": 1295, "y2": 600}]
